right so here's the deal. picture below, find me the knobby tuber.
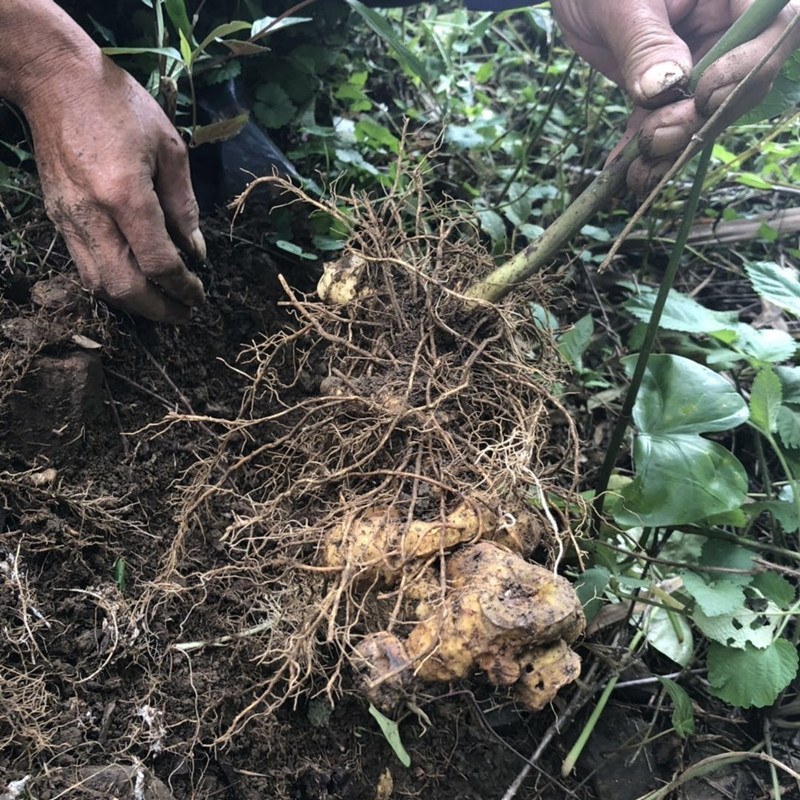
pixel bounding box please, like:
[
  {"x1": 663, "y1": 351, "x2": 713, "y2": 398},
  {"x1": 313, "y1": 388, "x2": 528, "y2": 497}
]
[{"x1": 321, "y1": 498, "x2": 582, "y2": 710}]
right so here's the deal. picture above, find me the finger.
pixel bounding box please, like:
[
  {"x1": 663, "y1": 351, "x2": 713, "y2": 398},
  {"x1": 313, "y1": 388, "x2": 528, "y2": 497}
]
[
  {"x1": 694, "y1": 5, "x2": 800, "y2": 119},
  {"x1": 155, "y1": 133, "x2": 206, "y2": 261},
  {"x1": 589, "y1": 0, "x2": 693, "y2": 107},
  {"x1": 64, "y1": 212, "x2": 193, "y2": 323},
  {"x1": 627, "y1": 156, "x2": 672, "y2": 197},
  {"x1": 113, "y1": 182, "x2": 206, "y2": 309}
]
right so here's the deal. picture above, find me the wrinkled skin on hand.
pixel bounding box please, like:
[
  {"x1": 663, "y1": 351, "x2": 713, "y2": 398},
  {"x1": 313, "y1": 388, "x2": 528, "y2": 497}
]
[
  {"x1": 22, "y1": 55, "x2": 206, "y2": 322},
  {"x1": 552, "y1": 0, "x2": 800, "y2": 193}
]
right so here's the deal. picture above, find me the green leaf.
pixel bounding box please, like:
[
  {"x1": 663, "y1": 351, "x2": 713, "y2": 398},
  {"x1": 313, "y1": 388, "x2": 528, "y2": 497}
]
[
  {"x1": 658, "y1": 677, "x2": 695, "y2": 738},
  {"x1": 750, "y1": 572, "x2": 796, "y2": 609},
  {"x1": 731, "y1": 324, "x2": 797, "y2": 365},
  {"x1": 622, "y1": 284, "x2": 738, "y2": 334},
  {"x1": 629, "y1": 355, "x2": 749, "y2": 435},
  {"x1": 739, "y1": 51, "x2": 800, "y2": 124},
  {"x1": 682, "y1": 573, "x2": 745, "y2": 617},
  {"x1": 557, "y1": 315, "x2": 593, "y2": 371},
  {"x1": 749, "y1": 366, "x2": 782, "y2": 434},
  {"x1": 178, "y1": 29, "x2": 193, "y2": 67},
  {"x1": 190, "y1": 113, "x2": 249, "y2": 146},
  {"x1": 776, "y1": 366, "x2": 800, "y2": 404},
  {"x1": 616, "y1": 355, "x2": 749, "y2": 527},
  {"x1": 275, "y1": 240, "x2": 317, "y2": 260},
  {"x1": 644, "y1": 607, "x2": 694, "y2": 667},
  {"x1": 707, "y1": 640, "x2": 798, "y2": 708},
  {"x1": 694, "y1": 598, "x2": 782, "y2": 649},
  {"x1": 746, "y1": 261, "x2": 800, "y2": 316},
  {"x1": 195, "y1": 20, "x2": 252, "y2": 57},
  {"x1": 699, "y1": 540, "x2": 756, "y2": 582},
  {"x1": 369, "y1": 704, "x2": 411, "y2": 767},
  {"x1": 251, "y1": 15, "x2": 312, "y2": 39},
  {"x1": 355, "y1": 119, "x2": 400, "y2": 153},
  {"x1": 777, "y1": 405, "x2": 800, "y2": 448},
  {"x1": 346, "y1": 0, "x2": 434, "y2": 90},
  {"x1": 573, "y1": 567, "x2": 610, "y2": 624},
  {"x1": 164, "y1": 0, "x2": 193, "y2": 41},
  {"x1": 746, "y1": 500, "x2": 800, "y2": 533},
  {"x1": 102, "y1": 46, "x2": 184, "y2": 61},
  {"x1": 477, "y1": 209, "x2": 506, "y2": 244},
  {"x1": 254, "y1": 83, "x2": 297, "y2": 128}
]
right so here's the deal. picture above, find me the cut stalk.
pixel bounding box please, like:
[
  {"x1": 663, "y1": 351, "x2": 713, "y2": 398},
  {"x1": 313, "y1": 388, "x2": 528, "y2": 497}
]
[{"x1": 464, "y1": 0, "x2": 793, "y2": 305}]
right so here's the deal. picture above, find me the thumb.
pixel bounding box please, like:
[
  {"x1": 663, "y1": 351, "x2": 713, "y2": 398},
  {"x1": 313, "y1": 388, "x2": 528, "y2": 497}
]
[{"x1": 599, "y1": 0, "x2": 693, "y2": 107}]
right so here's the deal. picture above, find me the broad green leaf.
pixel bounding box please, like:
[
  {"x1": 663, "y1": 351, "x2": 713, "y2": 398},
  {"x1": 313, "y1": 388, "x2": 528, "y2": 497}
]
[
  {"x1": 580, "y1": 224, "x2": 611, "y2": 242},
  {"x1": 558, "y1": 314, "x2": 593, "y2": 371},
  {"x1": 681, "y1": 573, "x2": 745, "y2": 617},
  {"x1": 777, "y1": 405, "x2": 800, "y2": 448},
  {"x1": 622, "y1": 284, "x2": 738, "y2": 334},
  {"x1": 628, "y1": 354, "x2": 749, "y2": 435},
  {"x1": 445, "y1": 124, "x2": 487, "y2": 149},
  {"x1": 573, "y1": 567, "x2": 610, "y2": 624},
  {"x1": 750, "y1": 572, "x2": 796, "y2": 609},
  {"x1": 254, "y1": 83, "x2": 296, "y2": 128},
  {"x1": 644, "y1": 606, "x2": 694, "y2": 667},
  {"x1": 355, "y1": 119, "x2": 400, "y2": 153},
  {"x1": 477, "y1": 209, "x2": 506, "y2": 244},
  {"x1": 369, "y1": 704, "x2": 411, "y2": 767},
  {"x1": 616, "y1": 355, "x2": 748, "y2": 527},
  {"x1": 694, "y1": 598, "x2": 781, "y2": 649},
  {"x1": 746, "y1": 260, "x2": 800, "y2": 316},
  {"x1": 734, "y1": 172, "x2": 773, "y2": 190},
  {"x1": 346, "y1": 0, "x2": 434, "y2": 90},
  {"x1": 658, "y1": 678, "x2": 695, "y2": 738},
  {"x1": 699, "y1": 540, "x2": 756, "y2": 583},
  {"x1": 616, "y1": 437, "x2": 748, "y2": 527},
  {"x1": 707, "y1": 640, "x2": 798, "y2": 708},
  {"x1": 749, "y1": 366, "x2": 782, "y2": 434}
]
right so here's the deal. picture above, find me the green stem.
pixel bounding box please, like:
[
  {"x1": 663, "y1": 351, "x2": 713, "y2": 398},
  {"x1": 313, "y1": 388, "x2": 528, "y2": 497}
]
[
  {"x1": 592, "y1": 143, "x2": 714, "y2": 521},
  {"x1": 561, "y1": 629, "x2": 645, "y2": 776},
  {"x1": 464, "y1": 0, "x2": 792, "y2": 305}
]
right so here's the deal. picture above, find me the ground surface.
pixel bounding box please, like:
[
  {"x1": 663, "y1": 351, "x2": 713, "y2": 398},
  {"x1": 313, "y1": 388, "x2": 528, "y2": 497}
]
[{"x1": 2, "y1": 183, "x2": 798, "y2": 800}]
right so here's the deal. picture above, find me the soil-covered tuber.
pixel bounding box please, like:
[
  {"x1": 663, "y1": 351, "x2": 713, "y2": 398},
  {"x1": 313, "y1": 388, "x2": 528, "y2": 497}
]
[{"x1": 356, "y1": 541, "x2": 584, "y2": 711}]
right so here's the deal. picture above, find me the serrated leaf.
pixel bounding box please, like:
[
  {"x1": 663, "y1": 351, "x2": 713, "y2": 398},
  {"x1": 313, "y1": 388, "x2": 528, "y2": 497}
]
[
  {"x1": 746, "y1": 261, "x2": 800, "y2": 317},
  {"x1": 699, "y1": 540, "x2": 756, "y2": 582},
  {"x1": 694, "y1": 599, "x2": 781, "y2": 649},
  {"x1": 369, "y1": 704, "x2": 411, "y2": 767},
  {"x1": 658, "y1": 677, "x2": 695, "y2": 738},
  {"x1": 746, "y1": 500, "x2": 800, "y2": 533},
  {"x1": 707, "y1": 640, "x2": 798, "y2": 708},
  {"x1": 750, "y1": 573, "x2": 796, "y2": 609},
  {"x1": 732, "y1": 324, "x2": 797, "y2": 364},
  {"x1": 574, "y1": 567, "x2": 610, "y2": 624},
  {"x1": 558, "y1": 315, "x2": 593, "y2": 371},
  {"x1": 682, "y1": 573, "x2": 745, "y2": 617},
  {"x1": 777, "y1": 405, "x2": 800, "y2": 448},
  {"x1": 776, "y1": 366, "x2": 800, "y2": 404},
  {"x1": 749, "y1": 367, "x2": 782, "y2": 434},
  {"x1": 644, "y1": 606, "x2": 694, "y2": 667},
  {"x1": 622, "y1": 284, "x2": 738, "y2": 334}
]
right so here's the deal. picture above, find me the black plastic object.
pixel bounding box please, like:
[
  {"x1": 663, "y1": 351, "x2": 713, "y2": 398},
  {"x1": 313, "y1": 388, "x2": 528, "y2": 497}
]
[{"x1": 189, "y1": 79, "x2": 299, "y2": 212}]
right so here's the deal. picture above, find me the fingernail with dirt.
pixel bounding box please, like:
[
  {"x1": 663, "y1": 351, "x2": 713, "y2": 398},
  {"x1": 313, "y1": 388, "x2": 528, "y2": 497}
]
[
  {"x1": 190, "y1": 228, "x2": 207, "y2": 261},
  {"x1": 636, "y1": 62, "x2": 687, "y2": 100}
]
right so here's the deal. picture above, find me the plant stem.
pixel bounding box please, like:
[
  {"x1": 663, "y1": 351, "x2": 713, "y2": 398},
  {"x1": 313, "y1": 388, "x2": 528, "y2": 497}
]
[
  {"x1": 561, "y1": 629, "x2": 644, "y2": 776},
  {"x1": 463, "y1": 0, "x2": 792, "y2": 305},
  {"x1": 592, "y1": 143, "x2": 714, "y2": 522}
]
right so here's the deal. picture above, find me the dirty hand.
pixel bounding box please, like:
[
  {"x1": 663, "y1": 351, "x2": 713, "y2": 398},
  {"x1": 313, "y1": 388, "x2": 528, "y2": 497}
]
[
  {"x1": 0, "y1": 1, "x2": 205, "y2": 323},
  {"x1": 552, "y1": 0, "x2": 800, "y2": 193}
]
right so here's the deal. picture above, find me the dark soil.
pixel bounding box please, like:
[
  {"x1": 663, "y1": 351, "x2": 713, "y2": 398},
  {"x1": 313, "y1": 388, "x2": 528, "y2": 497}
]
[{"x1": 1, "y1": 184, "x2": 793, "y2": 800}]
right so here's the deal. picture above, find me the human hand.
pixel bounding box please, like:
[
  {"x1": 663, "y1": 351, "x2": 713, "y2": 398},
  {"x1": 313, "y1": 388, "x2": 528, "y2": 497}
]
[
  {"x1": 11, "y1": 8, "x2": 206, "y2": 323},
  {"x1": 551, "y1": 0, "x2": 800, "y2": 193}
]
